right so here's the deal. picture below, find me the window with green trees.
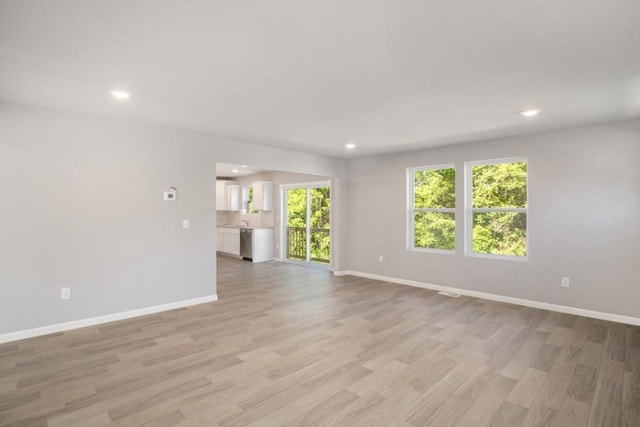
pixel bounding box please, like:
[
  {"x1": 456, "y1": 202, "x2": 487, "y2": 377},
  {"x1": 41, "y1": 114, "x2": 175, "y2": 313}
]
[
  {"x1": 245, "y1": 186, "x2": 259, "y2": 214},
  {"x1": 286, "y1": 185, "x2": 331, "y2": 264},
  {"x1": 409, "y1": 165, "x2": 456, "y2": 251},
  {"x1": 467, "y1": 158, "x2": 527, "y2": 258}
]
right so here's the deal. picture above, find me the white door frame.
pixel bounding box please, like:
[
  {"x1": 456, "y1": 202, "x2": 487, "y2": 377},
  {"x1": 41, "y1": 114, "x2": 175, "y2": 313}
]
[{"x1": 281, "y1": 180, "x2": 332, "y2": 269}]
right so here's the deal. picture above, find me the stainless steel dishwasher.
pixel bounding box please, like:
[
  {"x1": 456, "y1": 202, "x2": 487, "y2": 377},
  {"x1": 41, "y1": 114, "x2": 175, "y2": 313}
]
[{"x1": 240, "y1": 228, "x2": 252, "y2": 260}]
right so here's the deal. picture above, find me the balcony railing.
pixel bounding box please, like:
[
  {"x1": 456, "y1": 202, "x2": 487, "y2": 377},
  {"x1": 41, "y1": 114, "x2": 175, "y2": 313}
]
[{"x1": 287, "y1": 226, "x2": 330, "y2": 264}]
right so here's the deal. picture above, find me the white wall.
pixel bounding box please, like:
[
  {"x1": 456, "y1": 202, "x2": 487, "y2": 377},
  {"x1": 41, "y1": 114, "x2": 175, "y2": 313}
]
[
  {"x1": 4, "y1": 100, "x2": 637, "y2": 335},
  {"x1": 344, "y1": 119, "x2": 640, "y2": 318},
  {"x1": 0, "y1": 103, "x2": 346, "y2": 335}
]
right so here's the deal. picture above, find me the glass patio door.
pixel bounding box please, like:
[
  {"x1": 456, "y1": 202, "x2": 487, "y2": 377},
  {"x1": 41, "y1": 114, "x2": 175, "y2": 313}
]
[{"x1": 285, "y1": 184, "x2": 331, "y2": 266}]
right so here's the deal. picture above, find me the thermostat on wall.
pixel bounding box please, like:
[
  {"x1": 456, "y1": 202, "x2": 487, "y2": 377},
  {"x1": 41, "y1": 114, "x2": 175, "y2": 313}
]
[{"x1": 163, "y1": 187, "x2": 177, "y2": 201}]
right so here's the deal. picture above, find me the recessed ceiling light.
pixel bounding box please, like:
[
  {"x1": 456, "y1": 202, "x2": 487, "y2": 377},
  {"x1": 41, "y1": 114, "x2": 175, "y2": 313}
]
[
  {"x1": 520, "y1": 109, "x2": 540, "y2": 118},
  {"x1": 345, "y1": 143, "x2": 356, "y2": 149},
  {"x1": 110, "y1": 90, "x2": 131, "y2": 100},
  {"x1": 241, "y1": 165, "x2": 248, "y2": 168},
  {"x1": 231, "y1": 169, "x2": 240, "y2": 173}
]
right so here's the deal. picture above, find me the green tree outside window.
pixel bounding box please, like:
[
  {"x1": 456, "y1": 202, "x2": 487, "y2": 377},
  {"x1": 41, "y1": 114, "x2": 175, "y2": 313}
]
[
  {"x1": 470, "y1": 160, "x2": 527, "y2": 257},
  {"x1": 411, "y1": 166, "x2": 456, "y2": 250}
]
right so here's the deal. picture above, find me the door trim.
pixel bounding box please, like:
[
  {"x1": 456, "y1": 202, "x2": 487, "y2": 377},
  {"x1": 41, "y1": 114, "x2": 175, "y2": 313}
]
[{"x1": 281, "y1": 181, "x2": 332, "y2": 268}]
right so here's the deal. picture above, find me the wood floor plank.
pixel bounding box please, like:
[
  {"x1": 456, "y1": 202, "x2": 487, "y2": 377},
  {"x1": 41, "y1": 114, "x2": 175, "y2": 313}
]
[
  {"x1": 554, "y1": 397, "x2": 590, "y2": 427},
  {"x1": 507, "y1": 368, "x2": 548, "y2": 409},
  {"x1": 402, "y1": 364, "x2": 476, "y2": 425},
  {"x1": 316, "y1": 392, "x2": 385, "y2": 426},
  {"x1": 49, "y1": 411, "x2": 113, "y2": 427},
  {"x1": 0, "y1": 256, "x2": 638, "y2": 426},
  {"x1": 588, "y1": 379, "x2": 623, "y2": 427},
  {"x1": 259, "y1": 389, "x2": 359, "y2": 427},
  {"x1": 350, "y1": 386, "x2": 422, "y2": 427},
  {"x1": 501, "y1": 330, "x2": 550, "y2": 380},
  {"x1": 521, "y1": 403, "x2": 557, "y2": 427},
  {"x1": 580, "y1": 340, "x2": 605, "y2": 369},
  {"x1": 408, "y1": 357, "x2": 456, "y2": 393},
  {"x1": 530, "y1": 344, "x2": 562, "y2": 372},
  {"x1": 453, "y1": 375, "x2": 517, "y2": 427},
  {"x1": 587, "y1": 324, "x2": 608, "y2": 344},
  {"x1": 489, "y1": 401, "x2": 528, "y2": 427},
  {"x1": 524, "y1": 343, "x2": 582, "y2": 426},
  {"x1": 537, "y1": 312, "x2": 562, "y2": 334},
  {"x1": 547, "y1": 327, "x2": 572, "y2": 347},
  {"x1": 622, "y1": 371, "x2": 640, "y2": 427},
  {"x1": 566, "y1": 364, "x2": 598, "y2": 403}
]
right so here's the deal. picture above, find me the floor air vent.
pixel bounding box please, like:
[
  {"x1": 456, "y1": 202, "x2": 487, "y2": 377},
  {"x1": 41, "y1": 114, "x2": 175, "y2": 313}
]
[{"x1": 437, "y1": 291, "x2": 461, "y2": 298}]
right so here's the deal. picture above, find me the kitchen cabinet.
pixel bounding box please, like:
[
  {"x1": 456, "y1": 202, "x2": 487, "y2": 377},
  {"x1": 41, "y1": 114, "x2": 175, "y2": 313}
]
[
  {"x1": 226, "y1": 184, "x2": 241, "y2": 211},
  {"x1": 216, "y1": 226, "x2": 273, "y2": 261},
  {"x1": 216, "y1": 180, "x2": 242, "y2": 211},
  {"x1": 248, "y1": 228, "x2": 273, "y2": 263},
  {"x1": 216, "y1": 227, "x2": 240, "y2": 255},
  {"x1": 216, "y1": 181, "x2": 227, "y2": 211},
  {"x1": 252, "y1": 181, "x2": 273, "y2": 211}
]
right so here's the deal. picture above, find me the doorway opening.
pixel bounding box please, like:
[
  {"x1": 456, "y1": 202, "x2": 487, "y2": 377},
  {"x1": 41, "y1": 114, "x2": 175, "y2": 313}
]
[{"x1": 283, "y1": 182, "x2": 331, "y2": 267}]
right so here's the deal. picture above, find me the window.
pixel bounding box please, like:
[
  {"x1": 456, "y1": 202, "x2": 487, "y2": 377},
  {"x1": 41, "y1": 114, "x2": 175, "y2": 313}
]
[
  {"x1": 245, "y1": 185, "x2": 259, "y2": 214},
  {"x1": 466, "y1": 158, "x2": 528, "y2": 259},
  {"x1": 408, "y1": 165, "x2": 456, "y2": 252}
]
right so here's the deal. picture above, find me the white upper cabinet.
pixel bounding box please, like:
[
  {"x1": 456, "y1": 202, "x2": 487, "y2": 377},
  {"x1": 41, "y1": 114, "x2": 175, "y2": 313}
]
[
  {"x1": 216, "y1": 180, "x2": 227, "y2": 211},
  {"x1": 216, "y1": 180, "x2": 242, "y2": 211},
  {"x1": 226, "y1": 184, "x2": 241, "y2": 211},
  {"x1": 252, "y1": 181, "x2": 273, "y2": 211}
]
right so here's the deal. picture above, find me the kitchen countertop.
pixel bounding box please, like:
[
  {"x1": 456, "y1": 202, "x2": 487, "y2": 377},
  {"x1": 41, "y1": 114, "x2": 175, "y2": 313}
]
[{"x1": 217, "y1": 224, "x2": 274, "y2": 229}]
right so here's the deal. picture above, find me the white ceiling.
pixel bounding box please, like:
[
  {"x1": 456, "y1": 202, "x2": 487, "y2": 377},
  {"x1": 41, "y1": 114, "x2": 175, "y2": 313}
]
[
  {"x1": 216, "y1": 163, "x2": 265, "y2": 178},
  {"x1": 1, "y1": 1, "x2": 639, "y2": 158}
]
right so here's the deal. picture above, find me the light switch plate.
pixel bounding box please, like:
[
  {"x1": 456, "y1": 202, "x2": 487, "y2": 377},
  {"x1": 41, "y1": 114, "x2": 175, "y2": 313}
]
[
  {"x1": 182, "y1": 219, "x2": 190, "y2": 229},
  {"x1": 61, "y1": 287, "x2": 71, "y2": 300}
]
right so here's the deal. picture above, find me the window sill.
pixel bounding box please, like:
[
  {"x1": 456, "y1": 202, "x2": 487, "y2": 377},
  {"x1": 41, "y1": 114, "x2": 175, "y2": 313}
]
[
  {"x1": 464, "y1": 252, "x2": 528, "y2": 262},
  {"x1": 408, "y1": 247, "x2": 455, "y2": 256}
]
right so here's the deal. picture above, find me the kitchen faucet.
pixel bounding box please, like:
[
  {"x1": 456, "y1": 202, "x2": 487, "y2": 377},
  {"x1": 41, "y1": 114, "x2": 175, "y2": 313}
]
[{"x1": 241, "y1": 219, "x2": 249, "y2": 227}]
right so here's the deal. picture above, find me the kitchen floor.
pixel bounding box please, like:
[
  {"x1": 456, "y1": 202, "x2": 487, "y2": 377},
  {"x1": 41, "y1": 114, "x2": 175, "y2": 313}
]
[{"x1": 0, "y1": 256, "x2": 638, "y2": 426}]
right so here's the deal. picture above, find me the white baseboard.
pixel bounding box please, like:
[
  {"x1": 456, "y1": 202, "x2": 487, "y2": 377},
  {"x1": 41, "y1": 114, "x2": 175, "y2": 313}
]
[
  {"x1": 333, "y1": 270, "x2": 640, "y2": 327},
  {"x1": 0, "y1": 295, "x2": 218, "y2": 344}
]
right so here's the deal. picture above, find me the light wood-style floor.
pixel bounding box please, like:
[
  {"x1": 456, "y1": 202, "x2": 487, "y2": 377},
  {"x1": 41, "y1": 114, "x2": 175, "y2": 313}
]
[{"x1": 1, "y1": 257, "x2": 639, "y2": 426}]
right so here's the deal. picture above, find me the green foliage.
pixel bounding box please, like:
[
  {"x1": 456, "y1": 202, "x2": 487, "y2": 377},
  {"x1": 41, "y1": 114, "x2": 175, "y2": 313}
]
[
  {"x1": 472, "y1": 162, "x2": 527, "y2": 208},
  {"x1": 414, "y1": 211, "x2": 455, "y2": 250},
  {"x1": 310, "y1": 187, "x2": 330, "y2": 262},
  {"x1": 412, "y1": 161, "x2": 527, "y2": 256},
  {"x1": 413, "y1": 168, "x2": 456, "y2": 250},
  {"x1": 286, "y1": 188, "x2": 307, "y2": 228},
  {"x1": 471, "y1": 161, "x2": 527, "y2": 256},
  {"x1": 414, "y1": 168, "x2": 455, "y2": 208},
  {"x1": 286, "y1": 186, "x2": 331, "y2": 263},
  {"x1": 472, "y1": 212, "x2": 527, "y2": 256},
  {"x1": 246, "y1": 186, "x2": 259, "y2": 214}
]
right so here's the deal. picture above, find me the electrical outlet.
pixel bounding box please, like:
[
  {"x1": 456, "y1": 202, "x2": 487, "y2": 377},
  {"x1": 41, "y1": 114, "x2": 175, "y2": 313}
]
[
  {"x1": 163, "y1": 188, "x2": 177, "y2": 201},
  {"x1": 561, "y1": 277, "x2": 570, "y2": 288},
  {"x1": 182, "y1": 219, "x2": 190, "y2": 229},
  {"x1": 378, "y1": 255, "x2": 384, "y2": 263},
  {"x1": 61, "y1": 287, "x2": 71, "y2": 300}
]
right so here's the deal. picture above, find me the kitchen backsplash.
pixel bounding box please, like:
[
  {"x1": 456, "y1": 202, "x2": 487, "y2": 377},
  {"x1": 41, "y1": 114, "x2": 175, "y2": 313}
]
[{"x1": 217, "y1": 211, "x2": 274, "y2": 227}]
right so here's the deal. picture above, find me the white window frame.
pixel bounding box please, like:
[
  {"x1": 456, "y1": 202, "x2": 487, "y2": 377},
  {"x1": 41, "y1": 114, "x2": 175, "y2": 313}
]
[
  {"x1": 407, "y1": 164, "x2": 456, "y2": 255},
  {"x1": 464, "y1": 157, "x2": 529, "y2": 262}
]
